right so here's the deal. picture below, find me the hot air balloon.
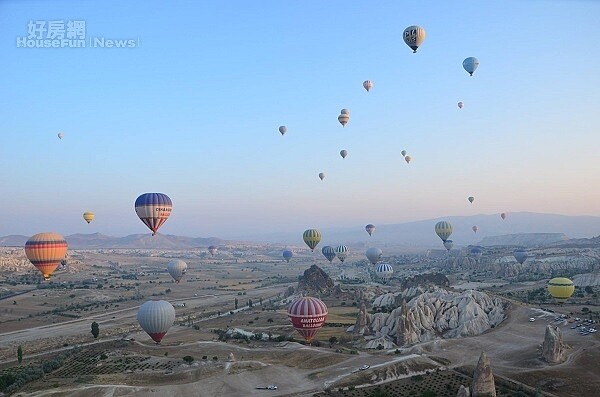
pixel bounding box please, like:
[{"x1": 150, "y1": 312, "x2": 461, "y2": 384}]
[
  {"x1": 470, "y1": 247, "x2": 483, "y2": 260},
  {"x1": 318, "y1": 172, "x2": 325, "y2": 181},
  {"x1": 335, "y1": 245, "x2": 349, "y2": 263},
  {"x1": 208, "y1": 245, "x2": 218, "y2": 256},
  {"x1": 547, "y1": 277, "x2": 575, "y2": 303},
  {"x1": 363, "y1": 80, "x2": 373, "y2": 92},
  {"x1": 283, "y1": 250, "x2": 293, "y2": 263},
  {"x1": 501, "y1": 213, "x2": 507, "y2": 220},
  {"x1": 405, "y1": 155, "x2": 412, "y2": 164},
  {"x1": 303, "y1": 229, "x2": 321, "y2": 251},
  {"x1": 365, "y1": 224, "x2": 375, "y2": 236},
  {"x1": 463, "y1": 57, "x2": 479, "y2": 76},
  {"x1": 167, "y1": 259, "x2": 187, "y2": 283},
  {"x1": 340, "y1": 150, "x2": 348, "y2": 159},
  {"x1": 83, "y1": 211, "x2": 95, "y2": 224},
  {"x1": 134, "y1": 193, "x2": 172, "y2": 236},
  {"x1": 458, "y1": 102, "x2": 464, "y2": 109},
  {"x1": 279, "y1": 126, "x2": 287, "y2": 135},
  {"x1": 468, "y1": 196, "x2": 475, "y2": 204},
  {"x1": 321, "y1": 246, "x2": 336, "y2": 263},
  {"x1": 375, "y1": 263, "x2": 394, "y2": 281},
  {"x1": 435, "y1": 221, "x2": 453, "y2": 242},
  {"x1": 287, "y1": 297, "x2": 328, "y2": 344},
  {"x1": 513, "y1": 249, "x2": 528, "y2": 265},
  {"x1": 401, "y1": 150, "x2": 407, "y2": 157},
  {"x1": 24, "y1": 232, "x2": 68, "y2": 280},
  {"x1": 57, "y1": 132, "x2": 64, "y2": 139},
  {"x1": 338, "y1": 112, "x2": 349, "y2": 127},
  {"x1": 443, "y1": 240, "x2": 454, "y2": 252},
  {"x1": 366, "y1": 247, "x2": 382, "y2": 265},
  {"x1": 403, "y1": 25, "x2": 426, "y2": 53},
  {"x1": 472, "y1": 225, "x2": 479, "y2": 233},
  {"x1": 137, "y1": 300, "x2": 176, "y2": 343}
]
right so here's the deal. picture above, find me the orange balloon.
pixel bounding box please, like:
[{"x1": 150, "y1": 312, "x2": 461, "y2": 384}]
[{"x1": 25, "y1": 232, "x2": 68, "y2": 280}]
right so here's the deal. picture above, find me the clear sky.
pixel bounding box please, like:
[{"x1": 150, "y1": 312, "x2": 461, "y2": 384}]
[{"x1": 1, "y1": 0, "x2": 599, "y2": 239}]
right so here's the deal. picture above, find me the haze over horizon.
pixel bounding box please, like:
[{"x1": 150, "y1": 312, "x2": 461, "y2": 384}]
[{"x1": 1, "y1": 1, "x2": 599, "y2": 239}]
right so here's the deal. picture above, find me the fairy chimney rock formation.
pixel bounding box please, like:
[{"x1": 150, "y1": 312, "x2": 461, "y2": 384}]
[
  {"x1": 542, "y1": 325, "x2": 565, "y2": 363},
  {"x1": 457, "y1": 385, "x2": 471, "y2": 397},
  {"x1": 471, "y1": 352, "x2": 496, "y2": 397}
]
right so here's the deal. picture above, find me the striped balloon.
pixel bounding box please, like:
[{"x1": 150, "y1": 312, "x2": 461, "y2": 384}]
[
  {"x1": 134, "y1": 193, "x2": 172, "y2": 235},
  {"x1": 547, "y1": 278, "x2": 575, "y2": 303},
  {"x1": 303, "y1": 229, "x2": 321, "y2": 251},
  {"x1": 335, "y1": 245, "x2": 349, "y2": 263},
  {"x1": 137, "y1": 300, "x2": 176, "y2": 343},
  {"x1": 321, "y1": 246, "x2": 336, "y2": 263},
  {"x1": 434, "y1": 221, "x2": 453, "y2": 242},
  {"x1": 167, "y1": 259, "x2": 187, "y2": 283},
  {"x1": 83, "y1": 211, "x2": 95, "y2": 224},
  {"x1": 24, "y1": 233, "x2": 68, "y2": 280},
  {"x1": 363, "y1": 80, "x2": 373, "y2": 92},
  {"x1": 375, "y1": 263, "x2": 394, "y2": 281},
  {"x1": 287, "y1": 297, "x2": 328, "y2": 343}
]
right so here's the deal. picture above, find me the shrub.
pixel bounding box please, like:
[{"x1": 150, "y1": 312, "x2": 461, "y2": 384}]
[{"x1": 182, "y1": 356, "x2": 194, "y2": 364}]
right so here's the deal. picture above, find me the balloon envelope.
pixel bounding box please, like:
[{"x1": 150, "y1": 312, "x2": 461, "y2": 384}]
[
  {"x1": 401, "y1": 150, "x2": 407, "y2": 157},
  {"x1": 403, "y1": 25, "x2": 426, "y2": 53},
  {"x1": 279, "y1": 126, "x2": 287, "y2": 135},
  {"x1": 335, "y1": 245, "x2": 349, "y2": 263},
  {"x1": 321, "y1": 246, "x2": 336, "y2": 263},
  {"x1": 513, "y1": 250, "x2": 528, "y2": 265},
  {"x1": 338, "y1": 113, "x2": 349, "y2": 127},
  {"x1": 468, "y1": 196, "x2": 475, "y2": 203},
  {"x1": 135, "y1": 193, "x2": 172, "y2": 235},
  {"x1": 340, "y1": 108, "x2": 350, "y2": 115},
  {"x1": 366, "y1": 247, "x2": 382, "y2": 265},
  {"x1": 501, "y1": 213, "x2": 507, "y2": 220},
  {"x1": 375, "y1": 263, "x2": 394, "y2": 280},
  {"x1": 137, "y1": 300, "x2": 176, "y2": 343},
  {"x1": 547, "y1": 277, "x2": 575, "y2": 303},
  {"x1": 303, "y1": 229, "x2": 321, "y2": 251},
  {"x1": 340, "y1": 150, "x2": 348, "y2": 159},
  {"x1": 83, "y1": 211, "x2": 95, "y2": 224},
  {"x1": 435, "y1": 221, "x2": 453, "y2": 242},
  {"x1": 57, "y1": 132, "x2": 64, "y2": 139},
  {"x1": 318, "y1": 172, "x2": 325, "y2": 181},
  {"x1": 458, "y1": 102, "x2": 464, "y2": 109},
  {"x1": 25, "y1": 232, "x2": 68, "y2": 280},
  {"x1": 443, "y1": 240, "x2": 454, "y2": 251},
  {"x1": 363, "y1": 80, "x2": 373, "y2": 92},
  {"x1": 167, "y1": 259, "x2": 187, "y2": 283},
  {"x1": 470, "y1": 247, "x2": 483, "y2": 260},
  {"x1": 463, "y1": 57, "x2": 479, "y2": 76},
  {"x1": 472, "y1": 225, "x2": 479, "y2": 233},
  {"x1": 365, "y1": 224, "x2": 375, "y2": 236},
  {"x1": 283, "y1": 250, "x2": 293, "y2": 262},
  {"x1": 404, "y1": 155, "x2": 412, "y2": 164},
  {"x1": 287, "y1": 297, "x2": 328, "y2": 343},
  {"x1": 208, "y1": 245, "x2": 218, "y2": 256}
]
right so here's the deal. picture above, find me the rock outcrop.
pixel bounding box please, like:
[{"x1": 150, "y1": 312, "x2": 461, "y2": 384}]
[
  {"x1": 471, "y1": 352, "x2": 496, "y2": 397},
  {"x1": 297, "y1": 265, "x2": 334, "y2": 296},
  {"x1": 352, "y1": 302, "x2": 371, "y2": 336},
  {"x1": 457, "y1": 385, "x2": 471, "y2": 397},
  {"x1": 355, "y1": 289, "x2": 506, "y2": 348},
  {"x1": 542, "y1": 325, "x2": 565, "y2": 363}
]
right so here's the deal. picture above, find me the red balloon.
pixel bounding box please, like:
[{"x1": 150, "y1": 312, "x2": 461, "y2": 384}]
[{"x1": 287, "y1": 297, "x2": 328, "y2": 343}]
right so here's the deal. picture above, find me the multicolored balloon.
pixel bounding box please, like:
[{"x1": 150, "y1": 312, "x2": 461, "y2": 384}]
[
  {"x1": 338, "y1": 112, "x2": 349, "y2": 127},
  {"x1": 547, "y1": 277, "x2": 575, "y2": 303},
  {"x1": 375, "y1": 263, "x2": 394, "y2": 281},
  {"x1": 283, "y1": 250, "x2": 293, "y2": 263},
  {"x1": 208, "y1": 245, "x2": 218, "y2": 256},
  {"x1": 363, "y1": 80, "x2": 373, "y2": 92},
  {"x1": 403, "y1": 25, "x2": 426, "y2": 53},
  {"x1": 463, "y1": 57, "x2": 479, "y2": 76},
  {"x1": 322, "y1": 246, "x2": 336, "y2": 263},
  {"x1": 335, "y1": 245, "x2": 349, "y2": 263},
  {"x1": 24, "y1": 232, "x2": 68, "y2": 280},
  {"x1": 279, "y1": 126, "x2": 287, "y2": 135},
  {"x1": 366, "y1": 247, "x2": 382, "y2": 265},
  {"x1": 340, "y1": 150, "x2": 348, "y2": 159},
  {"x1": 303, "y1": 229, "x2": 321, "y2": 251},
  {"x1": 137, "y1": 300, "x2": 176, "y2": 344},
  {"x1": 134, "y1": 193, "x2": 172, "y2": 236},
  {"x1": 83, "y1": 211, "x2": 95, "y2": 224},
  {"x1": 365, "y1": 224, "x2": 376, "y2": 236},
  {"x1": 435, "y1": 221, "x2": 453, "y2": 242},
  {"x1": 287, "y1": 297, "x2": 328, "y2": 344},
  {"x1": 167, "y1": 259, "x2": 187, "y2": 283}
]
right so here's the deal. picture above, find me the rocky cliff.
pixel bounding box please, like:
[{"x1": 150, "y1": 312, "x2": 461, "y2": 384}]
[
  {"x1": 297, "y1": 265, "x2": 334, "y2": 296},
  {"x1": 541, "y1": 325, "x2": 565, "y2": 364}
]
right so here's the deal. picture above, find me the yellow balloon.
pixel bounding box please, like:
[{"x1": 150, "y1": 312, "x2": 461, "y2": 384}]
[
  {"x1": 547, "y1": 277, "x2": 575, "y2": 303},
  {"x1": 83, "y1": 211, "x2": 95, "y2": 224}
]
